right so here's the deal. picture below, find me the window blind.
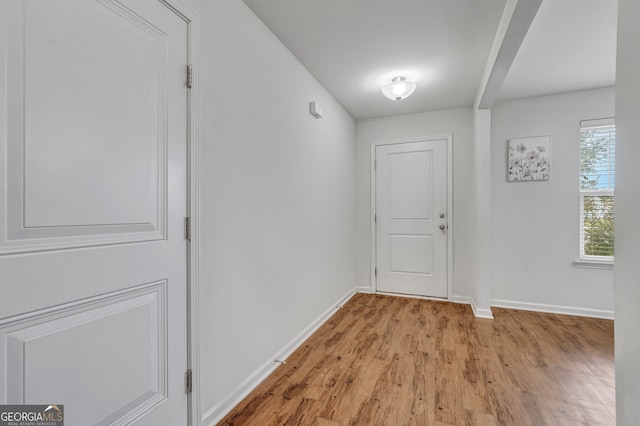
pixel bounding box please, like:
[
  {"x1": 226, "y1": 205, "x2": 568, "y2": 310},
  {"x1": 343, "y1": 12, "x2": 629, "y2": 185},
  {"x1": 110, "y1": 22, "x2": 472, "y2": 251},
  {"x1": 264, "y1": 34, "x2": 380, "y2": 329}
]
[
  {"x1": 579, "y1": 118, "x2": 615, "y2": 258},
  {"x1": 580, "y1": 118, "x2": 615, "y2": 191}
]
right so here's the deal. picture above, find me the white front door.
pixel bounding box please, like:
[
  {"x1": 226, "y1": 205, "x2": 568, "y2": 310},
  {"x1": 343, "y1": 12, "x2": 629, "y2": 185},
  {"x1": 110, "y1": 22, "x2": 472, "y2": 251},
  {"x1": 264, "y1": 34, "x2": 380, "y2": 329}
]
[
  {"x1": 375, "y1": 140, "x2": 448, "y2": 298},
  {"x1": 0, "y1": 1, "x2": 189, "y2": 425}
]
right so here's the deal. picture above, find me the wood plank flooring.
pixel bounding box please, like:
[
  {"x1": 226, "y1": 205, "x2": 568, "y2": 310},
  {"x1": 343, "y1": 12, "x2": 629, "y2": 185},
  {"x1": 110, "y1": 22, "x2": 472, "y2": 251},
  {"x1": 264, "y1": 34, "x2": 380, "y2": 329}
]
[{"x1": 218, "y1": 293, "x2": 615, "y2": 425}]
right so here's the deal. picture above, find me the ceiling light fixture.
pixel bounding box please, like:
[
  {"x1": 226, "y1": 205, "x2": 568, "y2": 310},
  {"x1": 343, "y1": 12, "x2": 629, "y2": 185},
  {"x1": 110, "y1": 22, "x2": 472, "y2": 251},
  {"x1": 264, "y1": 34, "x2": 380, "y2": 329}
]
[{"x1": 381, "y1": 76, "x2": 417, "y2": 101}]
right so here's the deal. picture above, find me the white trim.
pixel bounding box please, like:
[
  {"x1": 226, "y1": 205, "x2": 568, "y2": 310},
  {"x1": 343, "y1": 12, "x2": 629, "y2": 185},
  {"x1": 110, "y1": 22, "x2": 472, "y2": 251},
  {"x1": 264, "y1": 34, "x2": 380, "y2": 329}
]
[
  {"x1": 573, "y1": 258, "x2": 614, "y2": 269},
  {"x1": 369, "y1": 135, "x2": 454, "y2": 301},
  {"x1": 580, "y1": 189, "x2": 615, "y2": 196},
  {"x1": 453, "y1": 296, "x2": 477, "y2": 314},
  {"x1": 474, "y1": 308, "x2": 494, "y2": 319},
  {"x1": 453, "y1": 296, "x2": 494, "y2": 319},
  {"x1": 580, "y1": 117, "x2": 615, "y2": 128},
  {"x1": 160, "y1": 0, "x2": 202, "y2": 424},
  {"x1": 202, "y1": 287, "x2": 363, "y2": 425},
  {"x1": 353, "y1": 285, "x2": 373, "y2": 294},
  {"x1": 491, "y1": 299, "x2": 614, "y2": 320},
  {"x1": 579, "y1": 119, "x2": 615, "y2": 261},
  {"x1": 446, "y1": 138, "x2": 454, "y2": 302}
]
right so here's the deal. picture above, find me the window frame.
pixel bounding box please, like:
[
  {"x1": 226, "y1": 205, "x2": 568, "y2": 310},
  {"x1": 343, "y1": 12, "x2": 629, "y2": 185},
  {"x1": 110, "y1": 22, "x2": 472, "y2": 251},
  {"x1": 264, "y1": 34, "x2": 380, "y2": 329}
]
[
  {"x1": 575, "y1": 118, "x2": 615, "y2": 269},
  {"x1": 578, "y1": 189, "x2": 614, "y2": 266}
]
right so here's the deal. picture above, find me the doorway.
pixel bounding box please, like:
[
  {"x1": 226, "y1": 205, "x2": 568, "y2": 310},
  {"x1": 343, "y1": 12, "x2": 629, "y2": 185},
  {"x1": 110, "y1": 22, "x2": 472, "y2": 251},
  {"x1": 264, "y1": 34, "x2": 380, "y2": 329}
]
[{"x1": 372, "y1": 137, "x2": 452, "y2": 299}]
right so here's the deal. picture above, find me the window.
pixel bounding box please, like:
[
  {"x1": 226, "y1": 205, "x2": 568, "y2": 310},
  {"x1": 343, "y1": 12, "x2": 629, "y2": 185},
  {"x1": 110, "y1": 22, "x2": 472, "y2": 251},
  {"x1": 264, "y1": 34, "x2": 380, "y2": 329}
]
[{"x1": 579, "y1": 118, "x2": 615, "y2": 263}]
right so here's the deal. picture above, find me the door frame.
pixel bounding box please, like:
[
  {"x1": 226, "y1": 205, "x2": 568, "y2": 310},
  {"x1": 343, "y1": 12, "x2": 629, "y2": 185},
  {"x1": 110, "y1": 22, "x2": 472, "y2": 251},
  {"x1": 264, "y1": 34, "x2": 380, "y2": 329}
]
[
  {"x1": 370, "y1": 135, "x2": 454, "y2": 300},
  {"x1": 157, "y1": 0, "x2": 201, "y2": 424}
]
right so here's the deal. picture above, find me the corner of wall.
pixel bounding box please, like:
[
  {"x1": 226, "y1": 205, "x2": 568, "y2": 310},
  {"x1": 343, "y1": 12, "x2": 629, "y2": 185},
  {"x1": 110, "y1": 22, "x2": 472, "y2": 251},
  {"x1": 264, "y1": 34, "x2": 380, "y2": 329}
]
[
  {"x1": 474, "y1": 307, "x2": 494, "y2": 319},
  {"x1": 453, "y1": 295, "x2": 493, "y2": 319},
  {"x1": 200, "y1": 286, "x2": 363, "y2": 425}
]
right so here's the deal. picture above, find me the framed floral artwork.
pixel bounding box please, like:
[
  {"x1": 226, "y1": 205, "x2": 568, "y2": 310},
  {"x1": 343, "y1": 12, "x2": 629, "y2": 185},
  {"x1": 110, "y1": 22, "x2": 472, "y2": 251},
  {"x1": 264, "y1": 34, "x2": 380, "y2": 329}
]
[{"x1": 507, "y1": 136, "x2": 551, "y2": 182}]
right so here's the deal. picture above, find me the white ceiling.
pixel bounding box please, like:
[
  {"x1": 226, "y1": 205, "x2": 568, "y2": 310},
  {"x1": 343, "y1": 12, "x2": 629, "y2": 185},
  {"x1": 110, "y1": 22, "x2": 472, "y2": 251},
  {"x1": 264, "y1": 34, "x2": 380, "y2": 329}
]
[
  {"x1": 242, "y1": 0, "x2": 618, "y2": 120},
  {"x1": 497, "y1": 0, "x2": 617, "y2": 101}
]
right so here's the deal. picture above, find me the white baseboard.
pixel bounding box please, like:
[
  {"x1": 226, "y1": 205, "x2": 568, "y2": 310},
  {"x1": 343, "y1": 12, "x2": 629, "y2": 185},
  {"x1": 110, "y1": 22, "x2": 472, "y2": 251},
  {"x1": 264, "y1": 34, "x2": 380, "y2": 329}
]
[
  {"x1": 201, "y1": 286, "x2": 362, "y2": 425},
  {"x1": 353, "y1": 285, "x2": 373, "y2": 294},
  {"x1": 490, "y1": 299, "x2": 614, "y2": 320},
  {"x1": 452, "y1": 296, "x2": 494, "y2": 319},
  {"x1": 474, "y1": 307, "x2": 494, "y2": 319}
]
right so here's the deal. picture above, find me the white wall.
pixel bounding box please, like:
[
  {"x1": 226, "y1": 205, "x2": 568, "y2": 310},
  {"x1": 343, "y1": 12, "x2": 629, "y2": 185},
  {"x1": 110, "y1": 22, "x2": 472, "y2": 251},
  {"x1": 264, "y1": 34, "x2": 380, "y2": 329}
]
[
  {"x1": 490, "y1": 88, "x2": 615, "y2": 317},
  {"x1": 192, "y1": 0, "x2": 356, "y2": 422},
  {"x1": 615, "y1": 0, "x2": 640, "y2": 422},
  {"x1": 472, "y1": 108, "x2": 494, "y2": 317},
  {"x1": 355, "y1": 108, "x2": 476, "y2": 301},
  {"x1": 187, "y1": 0, "x2": 625, "y2": 421}
]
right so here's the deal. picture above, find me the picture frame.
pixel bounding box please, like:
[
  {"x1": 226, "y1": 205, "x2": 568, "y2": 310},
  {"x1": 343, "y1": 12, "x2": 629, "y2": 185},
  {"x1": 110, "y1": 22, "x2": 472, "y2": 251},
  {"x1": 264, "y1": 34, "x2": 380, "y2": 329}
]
[{"x1": 507, "y1": 136, "x2": 551, "y2": 182}]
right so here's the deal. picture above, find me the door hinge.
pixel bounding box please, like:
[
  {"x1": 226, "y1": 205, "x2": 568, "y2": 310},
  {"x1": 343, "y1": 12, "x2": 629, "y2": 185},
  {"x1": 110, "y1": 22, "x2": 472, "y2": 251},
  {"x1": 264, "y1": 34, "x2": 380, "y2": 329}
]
[
  {"x1": 185, "y1": 369, "x2": 193, "y2": 394},
  {"x1": 374, "y1": 213, "x2": 377, "y2": 223},
  {"x1": 374, "y1": 267, "x2": 377, "y2": 277},
  {"x1": 186, "y1": 64, "x2": 193, "y2": 89},
  {"x1": 185, "y1": 217, "x2": 192, "y2": 241},
  {"x1": 374, "y1": 160, "x2": 377, "y2": 170}
]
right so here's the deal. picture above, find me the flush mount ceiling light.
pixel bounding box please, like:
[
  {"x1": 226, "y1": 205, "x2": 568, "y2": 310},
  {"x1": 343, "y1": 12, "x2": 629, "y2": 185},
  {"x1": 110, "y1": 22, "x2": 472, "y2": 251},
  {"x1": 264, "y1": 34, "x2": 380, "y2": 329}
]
[{"x1": 381, "y1": 76, "x2": 417, "y2": 101}]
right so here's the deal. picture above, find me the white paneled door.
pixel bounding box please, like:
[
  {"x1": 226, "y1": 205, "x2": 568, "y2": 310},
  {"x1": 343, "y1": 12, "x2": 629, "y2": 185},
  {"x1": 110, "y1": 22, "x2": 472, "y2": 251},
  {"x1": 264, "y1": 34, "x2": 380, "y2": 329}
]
[
  {"x1": 375, "y1": 140, "x2": 448, "y2": 298},
  {"x1": 0, "y1": 1, "x2": 189, "y2": 425}
]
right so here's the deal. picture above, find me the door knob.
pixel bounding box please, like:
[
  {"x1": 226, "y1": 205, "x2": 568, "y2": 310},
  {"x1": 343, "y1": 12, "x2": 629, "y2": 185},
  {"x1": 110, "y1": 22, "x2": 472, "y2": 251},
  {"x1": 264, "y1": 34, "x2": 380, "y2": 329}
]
[{"x1": 439, "y1": 224, "x2": 446, "y2": 230}]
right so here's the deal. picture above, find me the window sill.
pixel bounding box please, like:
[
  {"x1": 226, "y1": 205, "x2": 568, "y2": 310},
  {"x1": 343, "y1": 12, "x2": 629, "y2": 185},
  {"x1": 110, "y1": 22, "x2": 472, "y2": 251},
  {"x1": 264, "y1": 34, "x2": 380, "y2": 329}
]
[{"x1": 573, "y1": 258, "x2": 614, "y2": 270}]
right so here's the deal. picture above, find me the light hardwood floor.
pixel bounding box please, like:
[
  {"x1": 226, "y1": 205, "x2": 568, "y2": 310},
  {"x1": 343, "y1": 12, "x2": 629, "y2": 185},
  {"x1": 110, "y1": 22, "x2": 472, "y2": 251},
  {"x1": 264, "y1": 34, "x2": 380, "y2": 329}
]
[{"x1": 218, "y1": 293, "x2": 615, "y2": 425}]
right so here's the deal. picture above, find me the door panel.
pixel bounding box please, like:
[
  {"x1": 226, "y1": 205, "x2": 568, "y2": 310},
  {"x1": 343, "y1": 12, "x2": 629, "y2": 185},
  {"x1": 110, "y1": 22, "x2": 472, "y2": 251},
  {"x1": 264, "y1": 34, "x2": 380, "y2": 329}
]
[
  {"x1": 2, "y1": 0, "x2": 173, "y2": 251},
  {"x1": 388, "y1": 151, "x2": 433, "y2": 220},
  {"x1": 375, "y1": 140, "x2": 448, "y2": 298},
  {"x1": 6, "y1": 283, "x2": 166, "y2": 424},
  {"x1": 0, "y1": 1, "x2": 188, "y2": 425},
  {"x1": 388, "y1": 234, "x2": 433, "y2": 274},
  {"x1": 21, "y1": 0, "x2": 162, "y2": 229}
]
